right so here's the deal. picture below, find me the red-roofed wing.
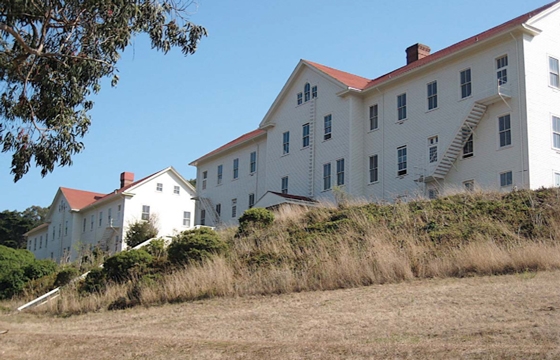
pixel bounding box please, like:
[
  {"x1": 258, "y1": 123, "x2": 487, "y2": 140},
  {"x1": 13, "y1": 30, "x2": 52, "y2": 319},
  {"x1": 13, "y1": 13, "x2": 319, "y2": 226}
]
[
  {"x1": 304, "y1": 60, "x2": 371, "y2": 90},
  {"x1": 60, "y1": 188, "x2": 106, "y2": 210},
  {"x1": 190, "y1": 129, "x2": 266, "y2": 165}
]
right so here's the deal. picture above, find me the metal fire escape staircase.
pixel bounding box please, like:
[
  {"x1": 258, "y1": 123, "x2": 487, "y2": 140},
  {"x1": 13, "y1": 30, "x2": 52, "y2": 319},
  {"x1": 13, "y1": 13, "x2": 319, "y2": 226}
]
[
  {"x1": 98, "y1": 220, "x2": 120, "y2": 252},
  {"x1": 198, "y1": 197, "x2": 220, "y2": 226}
]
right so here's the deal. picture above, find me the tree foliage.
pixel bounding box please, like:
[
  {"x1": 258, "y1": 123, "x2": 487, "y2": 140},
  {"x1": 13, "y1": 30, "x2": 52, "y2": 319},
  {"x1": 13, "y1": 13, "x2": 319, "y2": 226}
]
[
  {"x1": 0, "y1": 205, "x2": 49, "y2": 248},
  {"x1": 124, "y1": 217, "x2": 158, "y2": 248},
  {"x1": 167, "y1": 227, "x2": 227, "y2": 265},
  {"x1": 0, "y1": 1, "x2": 207, "y2": 181}
]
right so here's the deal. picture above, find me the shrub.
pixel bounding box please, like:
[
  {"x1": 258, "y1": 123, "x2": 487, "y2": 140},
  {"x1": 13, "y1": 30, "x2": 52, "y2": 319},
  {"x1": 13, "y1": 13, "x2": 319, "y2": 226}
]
[
  {"x1": 103, "y1": 249, "x2": 153, "y2": 282},
  {"x1": 144, "y1": 238, "x2": 167, "y2": 258},
  {"x1": 81, "y1": 268, "x2": 107, "y2": 294},
  {"x1": 237, "y1": 208, "x2": 275, "y2": 235},
  {"x1": 125, "y1": 219, "x2": 158, "y2": 248},
  {"x1": 54, "y1": 267, "x2": 80, "y2": 287},
  {"x1": 168, "y1": 227, "x2": 227, "y2": 265},
  {"x1": 23, "y1": 259, "x2": 57, "y2": 280}
]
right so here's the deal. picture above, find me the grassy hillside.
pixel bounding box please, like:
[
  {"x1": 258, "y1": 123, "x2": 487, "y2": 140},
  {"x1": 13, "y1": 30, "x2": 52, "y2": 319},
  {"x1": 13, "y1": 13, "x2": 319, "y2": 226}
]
[{"x1": 24, "y1": 188, "x2": 560, "y2": 315}]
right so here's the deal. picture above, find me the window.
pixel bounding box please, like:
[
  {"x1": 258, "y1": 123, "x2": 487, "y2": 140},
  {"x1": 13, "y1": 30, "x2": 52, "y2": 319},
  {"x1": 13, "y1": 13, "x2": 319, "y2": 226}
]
[
  {"x1": 200, "y1": 210, "x2": 206, "y2": 226},
  {"x1": 323, "y1": 163, "x2": 331, "y2": 190},
  {"x1": 397, "y1": 93, "x2": 407, "y2": 120},
  {"x1": 117, "y1": 205, "x2": 121, "y2": 220},
  {"x1": 216, "y1": 203, "x2": 221, "y2": 217},
  {"x1": 174, "y1": 186, "x2": 180, "y2": 195},
  {"x1": 233, "y1": 158, "x2": 239, "y2": 179},
  {"x1": 156, "y1": 183, "x2": 163, "y2": 192},
  {"x1": 231, "y1": 199, "x2": 237, "y2": 218},
  {"x1": 281, "y1": 176, "x2": 289, "y2": 194},
  {"x1": 496, "y1": 55, "x2": 508, "y2": 85},
  {"x1": 297, "y1": 92, "x2": 303, "y2": 105},
  {"x1": 336, "y1": 159, "x2": 345, "y2": 186},
  {"x1": 463, "y1": 134, "x2": 474, "y2": 158},
  {"x1": 40, "y1": 236, "x2": 42, "y2": 249},
  {"x1": 427, "y1": 81, "x2": 437, "y2": 110},
  {"x1": 83, "y1": 218, "x2": 86, "y2": 232},
  {"x1": 428, "y1": 136, "x2": 438, "y2": 163},
  {"x1": 141, "y1": 205, "x2": 150, "y2": 221},
  {"x1": 202, "y1": 171, "x2": 207, "y2": 190},
  {"x1": 369, "y1": 155, "x2": 379, "y2": 183},
  {"x1": 550, "y1": 57, "x2": 559, "y2": 88},
  {"x1": 34, "y1": 238, "x2": 36, "y2": 250},
  {"x1": 183, "y1": 211, "x2": 191, "y2": 227},
  {"x1": 499, "y1": 114, "x2": 511, "y2": 147},
  {"x1": 324, "y1": 114, "x2": 332, "y2": 140},
  {"x1": 65, "y1": 221, "x2": 68, "y2": 235},
  {"x1": 553, "y1": 116, "x2": 560, "y2": 149},
  {"x1": 312, "y1": 86, "x2": 318, "y2": 98},
  {"x1": 397, "y1": 146, "x2": 407, "y2": 176},
  {"x1": 428, "y1": 188, "x2": 438, "y2": 200},
  {"x1": 45, "y1": 233, "x2": 48, "y2": 247},
  {"x1": 249, "y1": 193, "x2": 255, "y2": 208},
  {"x1": 108, "y1": 208, "x2": 112, "y2": 224},
  {"x1": 555, "y1": 172, "x2": 560, "y2": 187},
  {"x1": 250, "y1": 152, "x2": 257, "y2": 173},
  {"x1": 302, "y1": 123, "x2": 310, "y2": 148},
  {"x1": 304, "y1": 83, "x2": 311, "y2": 102},
  {"x1": 460, "y1": 68, "x2": 472, "y2": 98},
  {"x1": 90, "y1": 215, "x2": 94, "y2": 230},
  {"x1": 463, "y1": 180, "x2": 475, "y2": 192},
  {"x1": 500, "y1": 171, "x2": 513, "y2": 187},
  {"x1": 98, "y1": 212, "x2": 102, "y2": 227},
  {"x1": 283, "y1": 132, "x2": 290, "y2": 154},
  {"x1": 217, "y1": 165, "x2": 223, "y2": 185},
  {"x1": 58, "y1": 224, "x2": 61, "y2": 238},
  {"x1": 369, "y1": 104, "x2": 378, "y2": 131}
]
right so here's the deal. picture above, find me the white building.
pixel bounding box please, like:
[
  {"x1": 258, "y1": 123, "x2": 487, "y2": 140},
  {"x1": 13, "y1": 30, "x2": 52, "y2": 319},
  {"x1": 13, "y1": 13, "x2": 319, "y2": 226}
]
[
  {"x1": 191, "y1": 1, "x2": 560, "y2": 226},
  {"x1": 24, "y1": 167, "x2": 196, "y2": 262}
]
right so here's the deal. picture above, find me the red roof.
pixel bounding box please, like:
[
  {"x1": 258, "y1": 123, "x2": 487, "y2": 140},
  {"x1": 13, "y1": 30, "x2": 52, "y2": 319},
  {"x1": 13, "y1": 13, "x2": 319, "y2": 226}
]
[
  {"x1": 307, "y1": 1, "x2": 559, "y2": 91},
  {"x1": 60, "y1": 187, "x2": 106, "y2": 210},
  {"x1": 190, "y1": 128, "x2": 266, "y2": 165}
]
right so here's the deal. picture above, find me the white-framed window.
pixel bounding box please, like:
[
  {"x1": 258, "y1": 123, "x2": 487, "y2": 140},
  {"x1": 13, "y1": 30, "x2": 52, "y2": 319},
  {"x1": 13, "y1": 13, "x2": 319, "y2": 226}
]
[
  {"x1": 217, "y1": 165, "x2": 223, "y2": 185},
  {"x1": 397, "y1": 93, "x2": 407, "y2": 120},
  {"x1": 428, "y1": 188, "x2": 438, "y2": 199},
  {"x1": 323, "y1": 163, "x2": 331, "y2": 190},
  {"x1": 369, "y1": 155, "x2": 379, "y2": 183},
  {"x1": 83, "y1": 218, "x2": 86, "y2": 232},
  {"x1": 249, "y1": 193, "x2": 255, "y2": 208},
  {"x1": 202, "y1": 171, "x2": 207, "y2": 190},
  {"x1": 499, "y1": 114, "x2": 511, "y2": 147},
  {"x1": 156, "y1": 183, "x2": 163, "y2": 192},
  {"x1": 550, "y1": 57, "x2": 559, "y2": 88},
  {"x1": 90, "y1": 215, "x2": 94, "y2": 230},
  {"x1": 39, "y1": 235, "x2": 42, "y2": 249},
  {"x1": 233, "y1": 158, "x2": 239, "y2": 179},
  {"x1": 58, "y1": 224, "x2": 61, "y2": 238},
  {"x1": 302, "y1": 123, "x2": 310, "y2": 148},
  {"x1": 117, "y1": 205, "x2": 121, "y2": 220},
  {"x1": 312, "y1": 86, "x2": 318, "y2": 98},
  {"x1": 324, "y1": 114, "x2": 332, "y2": 140},
  {"x1": 463, "y1": 180, "x2": 475, "y2": 192},
  {"x1": 173, "y1": 186, "x2": 180, "y2": 195},
  {"x1": 108, "y1": 208, "x2": 112, "y2": 224},
  {"x1": 281, "y1": 176, "x2": 289, "y2": 194},
  {"x1": 553, "y1": 116, "x2": 560, "y2": 149},
  {"x1": 231, "y1": 198, "x2": 237, "y2": 218},
  {"x1": 463, "y1": 134, "x2": 474, "y2": 158},
  {"x1": 45, "y1": 233, "x2": 48, "y2": 246},
  {"x1": 336, "y1": 158, "x2": 345, "y2": 186},
  {"x1": 141, "y1": 205, "x2": 150, "y2": 221},
  {"x1": 98, "y1": 212, "x2": 102, "y2": 227},
  {"x1": 297, "y1": 92, "x2": 303, "y2": 105},
  {"x1": 216, "y1": 203, "x2": 221, "y2": 217},
  {"x1": 283, "y1": 131, "x2": 290, "y2": 154},
  {"x1": 250, "y1": 152, "x2": 257, "y2": 173},
  {"x1": 183, "y1": 211, "x2": 191, "y2": 227},
  {"x1": 304, "y1": 83, "x2": 311, "y2": 102},
  {"x1": 496, "y1": 55, "x2": 508, "y2": 85},
  {"x1": 34, "y1": 238, "x2": 36, "y2": 250},
  {"x1": 427, "y1": 81, "x2": 438, "y2": 110},
  {"x1": 200, "y1": 210, "x2": 206, "y2": 226},
  {"x1": 460, "y1": 68, "x2": 472, "y2": 98},
  {"x1": 554, "y1": 172, "x2": 560, "y2": 187},
  {"x1": 428, "y1": 136, "x2": 438, "y2": 163},
  {"x1": 65, "y1": 220, "x2": 69, "y2": 234},
  {"x1": 369, "y1": 104, "x2": 379, "y2": 131},
  {"x1": 397, "y1": 146, "x2": 407, "y2": 176},
  {"x1": 500, "y1": 171, "x2": 513, "y2": 187}
]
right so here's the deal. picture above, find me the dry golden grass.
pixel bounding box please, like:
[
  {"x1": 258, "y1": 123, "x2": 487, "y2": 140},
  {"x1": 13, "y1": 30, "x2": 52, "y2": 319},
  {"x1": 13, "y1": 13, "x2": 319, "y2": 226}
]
[{"x1": 1, "y1": 270, "x2": 559, "y2": 359}]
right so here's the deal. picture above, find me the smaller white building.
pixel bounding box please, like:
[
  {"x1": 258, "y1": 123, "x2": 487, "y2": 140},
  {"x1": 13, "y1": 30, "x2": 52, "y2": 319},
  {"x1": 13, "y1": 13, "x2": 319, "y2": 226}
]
[{"x1": 24, "y1": 167, "x2": 196, "y2": 262}]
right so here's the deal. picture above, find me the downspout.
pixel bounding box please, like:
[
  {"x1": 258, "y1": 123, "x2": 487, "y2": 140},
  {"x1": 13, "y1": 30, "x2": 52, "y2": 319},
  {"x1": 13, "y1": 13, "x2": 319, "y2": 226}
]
[{"x1": 510, "y1": 32, "x2": 526, "y2": 188}]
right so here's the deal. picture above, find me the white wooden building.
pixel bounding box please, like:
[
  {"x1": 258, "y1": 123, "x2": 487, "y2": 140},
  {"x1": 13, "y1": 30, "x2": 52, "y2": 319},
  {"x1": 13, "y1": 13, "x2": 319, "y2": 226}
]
[
  {"x1": 191, "y1": 1, "x2": 560, "y2": 226},
  {"x1": 24, "y1": 167, "x2": 196, "y2": 262}
]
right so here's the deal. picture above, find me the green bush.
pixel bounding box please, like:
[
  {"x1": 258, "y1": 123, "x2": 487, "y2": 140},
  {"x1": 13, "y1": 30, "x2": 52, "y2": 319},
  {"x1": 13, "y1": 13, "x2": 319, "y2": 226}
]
[
  {"x1": 23, "y1": 259, "x2": 57, "y2": 280},
  {"x1": 54, "y1": 267, "x2": 80, "y2": 287},
  {"x1": 168, "y1": 227, "x2": 227, "y2": 265},
  {"x1": 125, "y1": 219, "x2": 158, "y2": 248},
  {"x1": 237, "y1": 208, "x2": 275, "y2": 235},
  {"x1": 81, "y1": 268, "x2": 107, "y2": 294},
  {"x1": 103, "y1": 249, "x2": 153, "y2": 282},
  {"x1": 143, "y1": 238, "x2": 167, "y2": 258}
]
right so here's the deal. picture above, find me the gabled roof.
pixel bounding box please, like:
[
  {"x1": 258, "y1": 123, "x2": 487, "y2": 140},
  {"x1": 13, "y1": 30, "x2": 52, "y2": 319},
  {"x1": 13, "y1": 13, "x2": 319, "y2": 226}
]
[
  {"x1": 23, "y1": 223, "x2": 49, "y2": 236},
  {"x1": 189, "y1": 128, "x2": 266, "y2": 166},
  {"x1": 304, "y1": 60, "x2": 371, "y2": 90},
  {"x1": 60, "y1": 188, "x2": 106, "y2": 210}
]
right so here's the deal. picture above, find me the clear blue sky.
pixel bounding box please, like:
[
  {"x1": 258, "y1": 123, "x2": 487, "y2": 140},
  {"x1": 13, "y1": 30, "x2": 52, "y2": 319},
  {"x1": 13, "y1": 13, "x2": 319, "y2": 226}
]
[{"x1": 0, "y1": 0, "x2": 551, "y2": 211}]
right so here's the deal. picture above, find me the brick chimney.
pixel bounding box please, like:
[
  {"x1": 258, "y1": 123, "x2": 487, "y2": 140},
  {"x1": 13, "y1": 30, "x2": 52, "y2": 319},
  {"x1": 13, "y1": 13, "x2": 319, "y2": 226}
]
[
  {"x1": 120, "y1": 172, "x2": 134, "y2": 188},
  {"x1": 406, "y1": 43, "x2": 431, "y2": 65}
]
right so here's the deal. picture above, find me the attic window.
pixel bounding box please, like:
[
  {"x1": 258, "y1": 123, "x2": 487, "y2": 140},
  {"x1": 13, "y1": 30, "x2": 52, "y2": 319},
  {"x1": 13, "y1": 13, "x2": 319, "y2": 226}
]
[
  {"x1": 297, "y1": 92, "x2": 303, "y2": 105},
  {"x1": 304, "y1": 83, "x2": 311, "y2": 102},
  {"x1": 312, "y1": 86, "x2": 317, "y2": 98}
]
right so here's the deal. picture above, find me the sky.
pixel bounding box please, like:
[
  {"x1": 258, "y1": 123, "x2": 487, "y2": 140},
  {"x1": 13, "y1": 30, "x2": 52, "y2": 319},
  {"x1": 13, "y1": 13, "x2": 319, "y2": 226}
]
[{"x1": 0, "y1": 0, "x2": 553, "y2": 211}]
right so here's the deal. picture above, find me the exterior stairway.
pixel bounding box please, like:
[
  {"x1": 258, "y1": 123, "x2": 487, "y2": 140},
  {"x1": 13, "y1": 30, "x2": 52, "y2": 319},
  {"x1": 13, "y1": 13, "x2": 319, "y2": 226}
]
[
  {"x1": 432, "y1": 102, "x2": 487, "y2": 180},
  {"x1": 199, "y1": 197, "x2": 220, "y2": 226}
]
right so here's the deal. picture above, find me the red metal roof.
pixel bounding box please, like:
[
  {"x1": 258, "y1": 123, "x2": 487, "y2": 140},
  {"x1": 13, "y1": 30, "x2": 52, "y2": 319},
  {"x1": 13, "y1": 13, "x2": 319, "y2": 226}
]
[
  {"x1": 308, "y1": 1, "x2": 559, "y2": 91},
  {"x1": 60, "y1": 187, "x2": 106, "y2": 210},
  {"x1": 190, "y1": 128, "x2": 266, "y2": 165}
]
